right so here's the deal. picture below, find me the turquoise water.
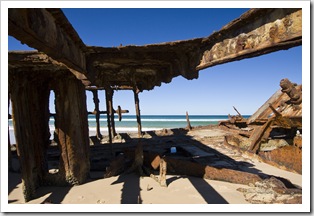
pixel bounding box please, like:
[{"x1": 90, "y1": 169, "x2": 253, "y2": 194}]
[
  {"x1": 9, "y1": 114, "x2": 250, "y2": 143},
  {"x1": 88, "y1": 114, "x2": 235, "y2": 131}
]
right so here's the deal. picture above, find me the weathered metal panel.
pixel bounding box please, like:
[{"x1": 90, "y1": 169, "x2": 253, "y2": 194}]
[
  {"x1": 8, "y1": 9, "x2": 89, "y2": 84},
  {"x1": 9, "y1": 72, "x2": 51, "y2": 202},
  {"x1": 258, "y1": 144, "x2": 302, "y2": 174},
  {"x1": 247, "y1": 89, "x2": 283, "y2": 124},
  {"x1": 247, "y1": 84, "x2": 302, "y2": 125},
  {"x1": 9, "y1": 9, "x2": 302, "y2": 91},
  {"x1": 197, "y1": 9, "x2": 302, "y2": 70},
  {"x1": 53, "y1": 74, "x2": 90, "y2": 185}
]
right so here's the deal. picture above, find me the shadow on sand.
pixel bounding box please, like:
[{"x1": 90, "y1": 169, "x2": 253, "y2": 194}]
[
  {"x1": 9, "y1": 127, "x2": 299, "y2": 204},
  {"x1": 111, "y1": 172, "x2": 142, "y2": 204}
]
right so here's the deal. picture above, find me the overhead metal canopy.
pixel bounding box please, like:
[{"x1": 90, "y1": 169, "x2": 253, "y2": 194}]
[
  {"x1": 9, "y1": 8, "x2": 302, "y2": 91},
  {"x1": 8, "y1": 8, "x2": 90, "y2": 84}
]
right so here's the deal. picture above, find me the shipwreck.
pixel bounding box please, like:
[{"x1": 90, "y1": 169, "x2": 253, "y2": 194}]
[
  {"x1": 8, "y1": 8, "x2": 302, "y2": 203},
  {"x1": 221, "y1": 78, "x2": 302, "y2": 174}
]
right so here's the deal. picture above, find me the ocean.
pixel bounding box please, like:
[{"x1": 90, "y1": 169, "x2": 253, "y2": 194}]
[{"x1": 8, "y1": 114, "x2": 250, "y2": 144}]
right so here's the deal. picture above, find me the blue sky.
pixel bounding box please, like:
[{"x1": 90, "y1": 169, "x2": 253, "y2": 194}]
[{"x1": 8, "y1": 8, "x2": 302, "y2": 115}]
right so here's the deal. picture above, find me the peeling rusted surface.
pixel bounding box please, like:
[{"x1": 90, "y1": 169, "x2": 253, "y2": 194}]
[
  {"x1": 204, "y1": 166, "x2": 263, "y2": 185},
  {"x1": 258, "y1": 144, "x2": 302, "y2": 174},
  {"x1": 222, "y1": 78, "x2": 302, "y2": 174},
  {"x1": 197, "y1": 9, "x2": 301, "y2": 70},
  {"x1": 294, "y1": 135, "x2": 302, "y2": 149},
  {"x1": 9, "y1": 8, "x2": 301, "y2": 91},
  {"x1": 8, "y1": 9, "x2": 89, "y2": 83},
  {"x1": 9, "y1": 71, "x2": 51, "y2": 201},
  {"x1": 143, "y1": 154, "x2": 263, "y2": 186},
  {"x1": 86, "y1": 42, "x2": 202, "y2": 91},
  {"x1": 53, "y1": 74, "x2": 90, "y2": 185},
  {"x1": 259, "y1": 135, "x2": 302, "y2": 174},
  {"x1": 248, "y1": 118, "x2": 273, "y2": 153},
  {"x1": 91, "y1": 90, "x2": 102, "y2": 139},
  {"x1": 247, "y1": 82, "x2": 302, "y2": 125},
  {"x1": 133, "y1": 87, "x2": 143, "y2": 137}
]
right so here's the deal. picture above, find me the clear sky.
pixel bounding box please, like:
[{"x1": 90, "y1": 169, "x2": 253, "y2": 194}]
[{"x1": 8, "y1": 8, "x2": 302, "y2": 115}]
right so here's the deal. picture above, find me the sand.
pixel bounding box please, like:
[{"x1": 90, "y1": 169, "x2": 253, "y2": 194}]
[{"x1": 7, "y1": 126, "x2": 303, "y2": 212}]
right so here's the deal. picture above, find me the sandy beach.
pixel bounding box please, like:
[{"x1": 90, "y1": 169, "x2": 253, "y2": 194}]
[
  {"x1": 8, "y1": 126, "x2": 302, "y2": 210},
  {"x1": 5, "y1": 5, "x2": 308, "y2": 214}
]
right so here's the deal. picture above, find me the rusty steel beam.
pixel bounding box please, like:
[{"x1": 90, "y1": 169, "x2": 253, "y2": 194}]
[
  {"x1": 133, "y1": 87, "x2": 142, "y2": 137},
  {"x1": 233, "y1": 106, "x2": 243, "y2": 119},
  {"x1": 108, "y1": 89, "x2": 117, "y2": 138},
  {"x1": 8, "y1": 9, "x2": 90, "y2": 85},
  {"x1": 91, "y1": 90, "x2": 102, "y2": 139},
  {"x1": 248, "y1": 118, "x2": 273, "y2": 153},
  {"x1": 105, "y1": 88, "x2": 113, "y2": 145},
  {"x1": 146, "y1": 154, "x2": 263, "y2": 186},
  {"x1": 53, "y1": 75, "x2": 90, "y2": 186},
  {"x1": 8, "y1": 8, "x2": 302, "y2": 91},
  {"x1": 197, "y1": 8, "x2": 301, "y2": 70},
  {"x1": 186, "y1": 111, "x2": 192, "y2": 130}
]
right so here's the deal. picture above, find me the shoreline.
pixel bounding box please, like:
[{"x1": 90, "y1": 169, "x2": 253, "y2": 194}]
[{"x1": 8, "y1": 114, "x2": 227, "y2": 145}]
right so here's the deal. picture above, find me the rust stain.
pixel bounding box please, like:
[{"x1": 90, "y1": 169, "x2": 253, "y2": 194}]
[
  {"x1": 221, "y1": 78, "x2": 302, "y2": 174},
  {"x1": 258, "y1": 144, "x2": 302, "y2": 174}
]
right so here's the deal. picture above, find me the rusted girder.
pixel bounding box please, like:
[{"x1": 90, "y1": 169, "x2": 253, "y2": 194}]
[
  {"x1": 8, "y1": 9, "x2": 90, "y2": 85},
  {"x1": 53, "y1": 75, "x2": 90, "y2": 186},
  {"x1": 247, "y1": 79, "x2": 302, "y2": 125},
  {"x1": 116, "y1": 106, "x2": 125, "y2": 121},
  {"x1": 197, "y1": 8, "x2": 302, "y2": 70},
  {"x1": 92, "y1": 90, "x2": 102, "y2": 139},
  {"x1": 86, "y1": 9, "x2": 301, "y2": 91},
  {"x1": 233, "y1": 106, "x2": 243, "y2": 119},
  {"x1": 133, "y1": 86, "x2": 142, "y2": 137},
  {"x1": 186, "y1": 111, "x2": 192, "y2": 130},
  {"x1": 248, "y1": 118, "x2": 273, "y2": 153},
  {"x1": 105, "y1": 87, "x2": 113, "y2": 144},
  {"x1": 86, "y1": 44, "x2": 201, "y2": 91},
  {"x1": 9, "y1": 71, "x2": 51, "y2": 201},
  {"x1": 9, "y1": 8, "x2": 302, "y2": 92},
  {"x1": 248, "y1": 103, "x2": 297, "y2": 153},
  {"x1": 145, "y1": 153, "x2": 263, "y2": 186}
]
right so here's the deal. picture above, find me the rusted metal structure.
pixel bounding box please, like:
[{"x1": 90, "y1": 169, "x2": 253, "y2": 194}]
[
  {"x1": 221, "y1": 78, "x2": 302, "y2": 174},
  {"x1": 8, "y1": 8, "x2": 302, "y2": 202}
]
